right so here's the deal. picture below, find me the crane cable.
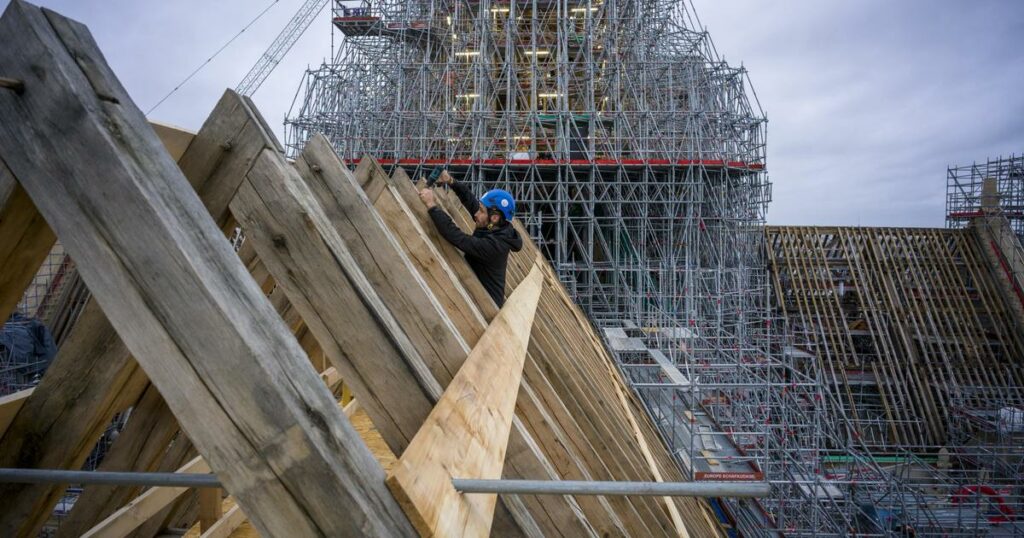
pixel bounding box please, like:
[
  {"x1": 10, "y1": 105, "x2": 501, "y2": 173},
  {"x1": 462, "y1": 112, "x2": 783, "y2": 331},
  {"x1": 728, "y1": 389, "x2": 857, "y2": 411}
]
[{"x1": 146, "y1": 0, "x2": 280, "y2": 116}]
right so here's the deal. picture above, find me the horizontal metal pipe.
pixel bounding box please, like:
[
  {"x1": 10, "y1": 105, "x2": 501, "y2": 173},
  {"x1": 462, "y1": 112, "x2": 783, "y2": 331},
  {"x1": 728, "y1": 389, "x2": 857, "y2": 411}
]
[
  {"x1": 452, "y1": 479, "x2": 770, "y2": 498},
  {"x1": 0, "y1": 468, "x2": 221, "y2": 488}
]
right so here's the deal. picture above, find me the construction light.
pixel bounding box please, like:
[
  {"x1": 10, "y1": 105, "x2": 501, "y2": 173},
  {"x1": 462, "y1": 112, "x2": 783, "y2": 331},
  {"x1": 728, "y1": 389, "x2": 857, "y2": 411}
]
[
  {"x1": 538, "y1": 93, "x2": 563, "y2": 98},
  {"x1": 490, "y1": 7, "x2": 510, "y2": 13},
  {"x1": 524, "y1": 50, "x2": 550, "y2": 56},
  {"x1": 456, "y1": 93, "x2": 479, "y2": 98},
  {"x1": 455, "y1": 51, "x2": 480, "y2": 57},
  {"x1": 570, "y1": 6, "x2": 599, "y2": 13}
]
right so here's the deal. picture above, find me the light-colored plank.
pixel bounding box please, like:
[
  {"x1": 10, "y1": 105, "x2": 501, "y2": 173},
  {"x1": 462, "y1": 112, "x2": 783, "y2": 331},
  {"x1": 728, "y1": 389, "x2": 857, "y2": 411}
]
[
  {"x1": 387, "y1": 262, "x2": 544, "y2": 538},
  {"x1": 149, "y1": 121, "x2": 195, "y2": 161},
  {"x1": 81, "y1": 456, "x2": 210, "y2": 538},
  {"x1": 198, "y1": 504, "x2": 246, "y2": 538},
  {"x1": 198, "y1": 488, "x2": 222, "y2": 532},
  {"x1": 0, "y1": 388, "x2": 31, "y2": 437},
  {"x1": 0, "y1": 162, "x2": 56, "y2": 321},
  {"x1": 0, "y1": 5, "x2": 412, "y2": 536}
]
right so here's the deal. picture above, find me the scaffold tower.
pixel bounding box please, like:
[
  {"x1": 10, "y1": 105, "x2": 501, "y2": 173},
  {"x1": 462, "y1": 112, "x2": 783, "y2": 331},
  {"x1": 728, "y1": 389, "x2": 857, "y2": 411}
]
[
  {"x1": 947, "y1": 153, "x2": 1024, "y2": 242},
  {"x1": 285, "y1": 0, "x2": 770, "y2": 328}
]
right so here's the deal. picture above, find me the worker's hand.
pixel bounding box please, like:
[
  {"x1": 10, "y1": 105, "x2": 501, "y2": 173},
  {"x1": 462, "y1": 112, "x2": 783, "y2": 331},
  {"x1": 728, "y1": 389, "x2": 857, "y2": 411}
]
[
  {"x1": 418, "y1": 188, "x2": 437, "y2": 209},
  {"x1": 436, "y1": 170, "x2": 453, "y2": 186}
]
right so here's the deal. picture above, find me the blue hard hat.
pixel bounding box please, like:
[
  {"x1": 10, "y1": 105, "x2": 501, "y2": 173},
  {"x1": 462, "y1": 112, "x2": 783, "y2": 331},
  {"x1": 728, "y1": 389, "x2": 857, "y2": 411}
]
[{"x1": 480, "y1": 189, "x2": 516, "y2": 221}]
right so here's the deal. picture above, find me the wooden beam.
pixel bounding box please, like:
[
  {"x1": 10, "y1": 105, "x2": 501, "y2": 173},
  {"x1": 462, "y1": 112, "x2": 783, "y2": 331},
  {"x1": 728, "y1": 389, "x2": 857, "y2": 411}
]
[
  {"x1": 0, "y1": 86, "x2": 277, "y2": 538},
  {"x1": 0, "y1": 159, "x2": 55, "y2": 321},
  {"x1": 198, "y1": 488, "x2": 223, "y2": 532},
  {"x1": 0, "y1": 4, "x2": 412, "y2": 536},
  {"x1": 388, "y1": 262, "x2": 544, "y2": 537},
  {"x1": 228, "y1": 143, "x2": 439, "y2": 454}
]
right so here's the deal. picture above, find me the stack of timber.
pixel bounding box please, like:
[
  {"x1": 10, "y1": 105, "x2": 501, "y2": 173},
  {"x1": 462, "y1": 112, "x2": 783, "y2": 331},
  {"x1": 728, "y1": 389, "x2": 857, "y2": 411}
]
[
  {"x1": 0, "y1": 2, "x2": 721, "y2": 536},
  {"x1": 766, "y1": 226, "x2": 1024, "y2": 448}
]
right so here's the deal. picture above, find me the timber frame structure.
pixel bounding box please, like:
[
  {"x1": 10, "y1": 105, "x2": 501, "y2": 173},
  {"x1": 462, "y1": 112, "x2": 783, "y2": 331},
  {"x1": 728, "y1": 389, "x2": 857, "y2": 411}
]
[
  {"x1": 0, "y1": 2, "x2": 725, "y2": 536},
  {"x1": 766, "y1": 224, "x2": 1024, "y2": 535}
]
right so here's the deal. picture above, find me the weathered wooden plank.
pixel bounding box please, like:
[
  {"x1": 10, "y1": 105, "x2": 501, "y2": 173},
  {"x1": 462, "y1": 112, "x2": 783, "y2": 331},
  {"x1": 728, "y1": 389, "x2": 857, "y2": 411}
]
[
  {"x1": 0, "y1": 161, "x2": 56, "y2": 320},
  {"x1": 0, "y1": 3, "x2": 413, "y2": 536},
  {"x1": 388, "y1": 262, "x2": 544, "y2": 537},
  {"x1": 0, "y1": 90, "x2": 277, "y2": 538}
]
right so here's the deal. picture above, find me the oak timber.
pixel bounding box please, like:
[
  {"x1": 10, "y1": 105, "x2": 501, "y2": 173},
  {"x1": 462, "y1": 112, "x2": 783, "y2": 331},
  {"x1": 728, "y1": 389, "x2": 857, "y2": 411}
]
[{"x1": 0, "y1": 88, "x2": 280, "y2": 538}]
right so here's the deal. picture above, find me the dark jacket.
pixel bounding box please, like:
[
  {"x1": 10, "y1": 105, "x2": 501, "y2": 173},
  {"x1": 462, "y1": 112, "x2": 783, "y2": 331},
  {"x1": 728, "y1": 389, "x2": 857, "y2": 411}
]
[{"x1": 427, "y1": 181, "x2": 523, "y2": 307}]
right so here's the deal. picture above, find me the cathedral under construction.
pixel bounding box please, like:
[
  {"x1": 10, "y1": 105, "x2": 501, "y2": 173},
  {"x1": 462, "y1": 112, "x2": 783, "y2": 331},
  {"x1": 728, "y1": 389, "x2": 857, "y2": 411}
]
[{"x1": 0, "y1": 0, "x2": 1021, "y2": 536}]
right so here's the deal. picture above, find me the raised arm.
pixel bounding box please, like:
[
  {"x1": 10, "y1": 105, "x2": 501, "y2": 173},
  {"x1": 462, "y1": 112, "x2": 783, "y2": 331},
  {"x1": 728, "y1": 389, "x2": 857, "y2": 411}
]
[
  {"x1": 447, "y1": 178, "x2": 481, "y2": 216},
  {"x1": 427, "y1": 206, "x2": 504, "y2": 259}
]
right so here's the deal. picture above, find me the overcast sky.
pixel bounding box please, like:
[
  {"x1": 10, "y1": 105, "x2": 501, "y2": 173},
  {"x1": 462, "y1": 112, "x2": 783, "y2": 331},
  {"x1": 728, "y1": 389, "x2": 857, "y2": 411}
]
[{"x1": 5, "y1": 0, "x2": 1022, "y2": 226}]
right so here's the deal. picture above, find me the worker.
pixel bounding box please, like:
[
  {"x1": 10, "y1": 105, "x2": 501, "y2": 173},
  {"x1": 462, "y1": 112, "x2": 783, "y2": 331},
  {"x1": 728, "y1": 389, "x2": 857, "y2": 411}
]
[{"x1": 418, "y1": 171, "x2": 522, "y2": 307}]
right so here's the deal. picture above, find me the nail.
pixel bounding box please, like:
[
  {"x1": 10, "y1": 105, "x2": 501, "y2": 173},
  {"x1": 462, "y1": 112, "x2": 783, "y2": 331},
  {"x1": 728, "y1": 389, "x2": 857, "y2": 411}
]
[{"x1": 0, "y1": 77, "x2": 25, "y2": 95}]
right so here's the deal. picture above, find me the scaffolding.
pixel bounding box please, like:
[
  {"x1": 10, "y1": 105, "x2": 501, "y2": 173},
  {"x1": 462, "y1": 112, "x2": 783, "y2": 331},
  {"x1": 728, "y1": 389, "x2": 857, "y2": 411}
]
[
  {"x1": 766, "y1": 225, "x2": 1024, "y2": 536},
  {"x1": 947, "y1": 153, "x2": 1024, "y2": 243}
]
